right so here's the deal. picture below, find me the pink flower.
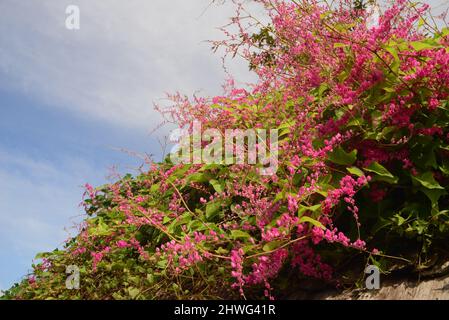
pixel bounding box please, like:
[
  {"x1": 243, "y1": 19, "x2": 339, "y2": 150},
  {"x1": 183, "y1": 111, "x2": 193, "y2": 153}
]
[
  {"x1": 287, "y1": 195, "x2": 298, "y2": 213},
  {"x1": 116, "y1": 240, "x2": 129, "y2": 248},
  {"x1": 352, "y1": 239, "x2": 366, "y2": 250}
]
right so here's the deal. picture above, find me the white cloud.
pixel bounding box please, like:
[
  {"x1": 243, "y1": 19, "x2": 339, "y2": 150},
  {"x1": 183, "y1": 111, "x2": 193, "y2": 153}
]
[
  {"x1": 0, "y1": 0, "x2": 260, "y2": 289},
  {"x1": 0, "y1": 150, "x2": 99, "y2": 256},
  {"x1": 0, "y1": 0, "x2": 255, "y2": 131}
]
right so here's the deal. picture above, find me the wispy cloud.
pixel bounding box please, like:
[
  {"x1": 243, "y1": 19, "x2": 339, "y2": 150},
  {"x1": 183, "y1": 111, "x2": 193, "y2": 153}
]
[
  {"x1": 0, "y1": 150, "x2": 94, "y2": 248},
  {"x1": 0, "y1": 0, "x2": 258, "y2": 290},
  {"x1": 0, "y1": 0, "x2": 255, "y2": 130},
  {"x1": 0, "y1": 149, "x2": 102, "y2": 286}
]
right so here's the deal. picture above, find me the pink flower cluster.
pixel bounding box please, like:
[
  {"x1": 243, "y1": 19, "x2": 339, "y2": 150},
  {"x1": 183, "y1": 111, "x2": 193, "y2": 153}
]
[
  {"x1": 245, "y1": 249, "x2": 289, "y2": 300},
  {"x1": 156, "y1": 235, "x2": 208, "y2": 274},
  {"x1": 91, "y1": 246, "x2": 110, "y2": 272},
  {"x1": 230, "y1": 249, "x2": 245, "y2": 296},
  {"x1": 291, "y1": 240, "x2": 333, "y2": 280},
  {"x1": 322, "y1": 175, "x2": 371, "y2": 223},
  {"x1": 311, "y1": 226, "x2": 366, "y2": 250}
]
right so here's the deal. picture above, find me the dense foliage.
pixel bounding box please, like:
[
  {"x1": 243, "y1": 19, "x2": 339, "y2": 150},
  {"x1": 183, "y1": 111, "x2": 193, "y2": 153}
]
[{"x1": 6, "y1": 0, "x2": 449, "y2": 300}]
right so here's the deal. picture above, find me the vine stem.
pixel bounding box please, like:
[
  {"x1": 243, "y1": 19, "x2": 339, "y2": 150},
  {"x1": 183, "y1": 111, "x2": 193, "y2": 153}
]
[
  {"x1": 368, "y1": 251, "x2": 412, "y2": 263},
  {"x1": 167, "y1": 180, "x2": 218, "y2": 234},
  {"x1": 247, "y1": 235, "x2": 309, "y2": 259}
]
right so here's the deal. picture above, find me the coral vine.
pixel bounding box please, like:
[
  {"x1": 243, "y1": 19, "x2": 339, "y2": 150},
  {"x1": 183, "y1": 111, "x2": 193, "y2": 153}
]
[{"x1": 8, "y1": 0, "x2": 449, "y2": 300}]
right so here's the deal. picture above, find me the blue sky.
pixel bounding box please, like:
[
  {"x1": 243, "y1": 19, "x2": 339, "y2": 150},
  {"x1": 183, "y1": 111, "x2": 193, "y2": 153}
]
[
  {"x1": 0, "y1": 0, "x2": 256, "y2": 291},
  {"x1": 0, "y1": 87, "x2": 155, "y2": 290}
]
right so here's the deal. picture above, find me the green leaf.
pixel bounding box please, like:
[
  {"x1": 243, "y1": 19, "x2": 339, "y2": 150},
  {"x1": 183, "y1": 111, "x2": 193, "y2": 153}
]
[
  {"x1": 421, "y1": 188, "x2": 447, "y2": 215},
  {"x1": 146, "y1": 274, "x2": 155, "y2": 285},
  {"x1": 442, "y1": 27, "x2": 449, "y2": 37},
  {"x1": 376, "y1": 126, "x2": 396, "y2": 141},
  {"x1": 334, "y1": 42, "x2": 348, "y2": 48},
  {"x1": 385, "y1": 46, "x2": 400, "y2": 73},
  {"x1": 263, "y1": 241, "x2": 283, "y2": 252},
  {"x1": 112, "y1": 292, "x2": 124, "y2": 300},
  {"x1": 298, "y1": 204, "x2": 321, "y2": 217},
  {"x1": 318, "y1": 83, "x2": 329, "y2": 98},
  {"x1": 410, "y1": 40, "x2": 438, "y2": 51},
  {"x1": 156, "y1": 259, "x2": 167, "y2": 269},
  {"x1": 89, "y1": 219, "x2": 111, "y2": 236},
  {"x1": 347, "y1": 167, "x2": 364, "y2": 177},
  {"x1": 286, "y1": 169, "x2": 298, "y2": 183},
  {"x1": 167, "y1": 165, "x2": 191, "y2": 183},
  {"x1": 440, "y1": 159, "x2": 449, "y2": 176},
  {"x1": 364, "y1": 162, "x2": 398, "y2": 184},
  {"x1": 171, "y1": 213, "x2": 192, "y2": 228},
  {"x1": 163, "y1": 216, "x2": 171, "y2": 224},
  {"x1": 230, "y1": 230, "x2": 251, "y2": 240},
  {"x1": 127, "y1": 287, "x2": 140, "y2": 299},
  {"x1": 185, "y1": 172, "x2": 211, "y2": 184},
  {"x1": 273, "y1": 190, "x2": 286, "y2": 203},
  {"x1": 205, "y1": 200, "x2": 223, "y2": 220},
  {"x1": 215, "y1": 247, "x2": 229, "y2": 255},
  {"x1": 34, "y1": 252, "x2": 48, "y2": 260},
  {"x1": 411, "y1": 172, "x2": 444, "y2": 190},
  {"x1": 299, "y1": 216, "x2": 325, "y2": 230},
  {"x1": 393, "y1": 213, "x2": 407, "y2": 226},
  {"x1": 278, "y1": 120, "x2": 296, "y2": 131},
  {"x1": 328, "y1": 147, "x2": 357, "y2": 166},
  {"x1": 209, "y1": 179, "x2": 224, "y2": 194},
  {"x1": 198, "y1": 163, "x2": 222, "y2": 172},
  {"x1": 128, "y1": 276, "x2": 140, "y2": 286},
  {"x1": 347, "y1": 117, "x2": 364, "y2": 127}
]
